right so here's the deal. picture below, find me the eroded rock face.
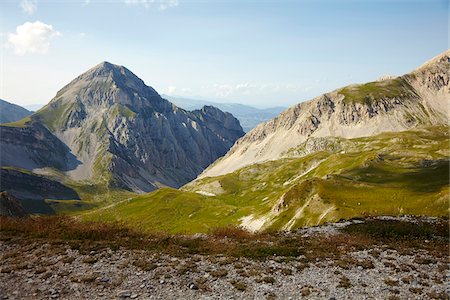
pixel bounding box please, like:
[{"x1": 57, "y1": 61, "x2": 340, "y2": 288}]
[
  {"x1": 0, "y1": 62, "x2": 245, "y2": 192},
  {"x1": 0, "y1": 191, "x2": 27, "y2": 217},
  {"x1": 0, "y1": 124, "x2": 80, "y2": 171},
  {"x1": 0, "y1": 168, "x2": 80, "y2": 201},
  {"x1": 200, "y1": 50, "x2": 450, "y2": 178},
  {"x1": 0, "y1": 168, "x2": 81, "y2": 214}
]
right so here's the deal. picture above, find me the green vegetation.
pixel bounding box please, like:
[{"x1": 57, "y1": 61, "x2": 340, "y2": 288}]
[
  {"x1": 338, "y1": 77, "x2": 418, "y2": 104},
  {"x1": 1, "y1": 216, "x2": 447, "y2": 260},
  {"x1": 110, "y1": 103, "x2": 136, "y2": 118},
  {"x1": 32, "y1": 99, "x2": 72, "y2": 130},
  {"x1": 81, "y1": 126, "x2": 449, "y2": 233},
  {"x1": 0, "y1": 116, "x2": 32, "y2": 128},
  {"x1": 82, "y1": 188, "x2": 252, "y2": 233}
]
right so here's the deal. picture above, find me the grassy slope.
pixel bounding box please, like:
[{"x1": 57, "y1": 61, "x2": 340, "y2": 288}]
[
  {"x1": 338, "y1": 77, "x2": 418, "y2": 104},
  {"x1": 81, "y1": 126, "x2": 449, "y2": 233}
]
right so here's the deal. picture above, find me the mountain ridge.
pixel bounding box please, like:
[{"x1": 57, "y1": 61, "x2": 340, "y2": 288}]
[
  {"x1": 0, "y1": 99, "x2": 32, "y2": 124},
  {"x1": 199, "y1": 50, "x2": 450, "y2": 179}
]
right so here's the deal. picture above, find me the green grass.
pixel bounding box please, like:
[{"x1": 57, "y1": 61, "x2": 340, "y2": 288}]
[
  {"x1": 32, "y1": 99, "x2": 72, "y2": 130},
  {"x1": 82, "y1": 188, "x2": 253, "y2": 234},
  {"x1": 82, "y1": 126, "x2": 449, "y2": 233},
  {"x1": 46, "y1": 200, "x2": 98, "y2": 215},
  {"x1": 0, "y1": 116, "x2": 32, "y2": 128},
  {"x1": 110, "y1": 103, "x2": 136, "y2": 118},
  {"x1": 338, "y1": 77, "x2": 418, "y2": 105}
]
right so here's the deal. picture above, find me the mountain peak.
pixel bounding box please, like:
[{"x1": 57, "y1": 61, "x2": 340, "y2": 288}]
[
  {"x1": 80, "y1": 61, "x2": 135, "y2": 81},
  {"x1": 7, "y1": 62, "x2": 245, "y2": 193},
  {"x1": 90, "y1": 61, "x2": 123, "y2": 74},
  {"x1": 50, "y1": 61, "x2": 160, "y2": 110}
]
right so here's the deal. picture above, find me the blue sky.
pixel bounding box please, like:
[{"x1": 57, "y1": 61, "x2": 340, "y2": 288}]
[{"x1": 1, "y1": 0, "x2": 448, "y2": 108}]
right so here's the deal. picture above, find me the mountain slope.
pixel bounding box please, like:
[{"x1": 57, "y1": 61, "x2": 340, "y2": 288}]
[
  {"x1": 1, "y1": 62, "x2": 244, "y2": 192},
  {"x1": 0, "y1": 168, "x2": 81, "y2": 214},
  {"x1": 0, "y1": 99, "x2": 32, "y2": 124},
  {"x1": 163, "y1": 95, "x2": 285, "y2": 132},
  {"x1": 200, "y1": 50, "x2": 450, "y2": 178},
  {"x1": 83, "y1": 126, "x2": 449, "y2": 233}
]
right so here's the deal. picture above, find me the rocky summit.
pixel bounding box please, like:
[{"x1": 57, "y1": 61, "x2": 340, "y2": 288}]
[{"x1": 0, "y1": 62, "x2": 244, "y2": 192}]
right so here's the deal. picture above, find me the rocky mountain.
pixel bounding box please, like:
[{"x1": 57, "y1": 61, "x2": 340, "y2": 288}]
[
  {"x1": 200, "y1": 50, "x2": 450, "y2": 179},
  {"x1": 0, "y1": 62, "x2": 244, "y2": 192},
  {"x1": 163, "y1": 95, "x2": 285, "y2": 132},
  {"x1": 0, "y1": 99, "x2": 32, "y2": 124}
]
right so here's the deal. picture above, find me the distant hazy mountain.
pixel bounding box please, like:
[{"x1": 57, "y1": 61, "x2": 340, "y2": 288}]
[
  {"x1": 0, "y1": 99, "x2": 32, "y2": 124},
  {"x1": 0, "y1": 62, "x2": 244, "y2": 193},
  {"x1": 163, "y1": 95, "x2": 285, "y2": 132},
  {"x1": 24, "y1": 104, "x2": 45, "y2": 112}
]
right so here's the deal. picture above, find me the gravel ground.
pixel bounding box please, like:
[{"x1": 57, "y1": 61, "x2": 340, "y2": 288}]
[{"x1": 0, "y1": 220, "x2": 448, "y2": 300}]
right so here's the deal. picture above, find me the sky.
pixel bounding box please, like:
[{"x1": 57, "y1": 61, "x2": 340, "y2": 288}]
[{"x1": 0, "y1": 0, "x2": 449, "y2": 108}]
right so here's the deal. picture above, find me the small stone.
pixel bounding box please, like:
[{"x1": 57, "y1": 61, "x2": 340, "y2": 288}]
[
  {"x1": 139, "y1": 284, "x2": 145, "y2": 288},
  {"x1": 159, "y1": 280, "x2": 165, "y2": 284},
  {"x1": 189, "y1": 283, "x2": 199, "y2": 290},
  {"x1": 117, "y1": 290, "x2": 132, "y2": 298},
  {"x1": 100, "y1": 277, "x2": 111, "y2": 282},
  {"x1": 130, "y1": 294, "x2": 139, "y2": 299}
]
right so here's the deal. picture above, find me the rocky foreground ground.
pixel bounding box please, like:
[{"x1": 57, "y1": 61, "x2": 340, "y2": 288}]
[{"x1": 0, "y1": 217, "x2": 448, "y2": 300}]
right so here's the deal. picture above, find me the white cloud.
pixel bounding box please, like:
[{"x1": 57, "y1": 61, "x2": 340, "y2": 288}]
[
  {"x1": 6, "y1": 21, "x2": 60, "y2": 55},
  {"x1": 20, "y1": 0, "x2": 37, "y2": 15},
  {"x1": 213, "y1": 83, "x2": 257, "y2": 98},
  {"x1": 161, "y1": 86, "x2": 177, "y2": 95},
  {"x1": 77, "y1": 32, "x2": 87, "y2": 39},
  {"x1": 124, "y1": 0, "x2": 179, "y2": 10}
]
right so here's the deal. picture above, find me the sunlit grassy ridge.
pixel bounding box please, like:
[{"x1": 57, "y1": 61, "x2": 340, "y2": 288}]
[
  {"x1": 82, "y1": 126, "x2": 449, "y2": 233},
  {"x1": 338, "y1": 77, "x2": 418, "y2": 105}
]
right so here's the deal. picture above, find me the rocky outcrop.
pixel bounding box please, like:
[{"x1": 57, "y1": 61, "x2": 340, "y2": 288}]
[
  {"x1": 0, "y1": 62, "x2": 244, "y2": 192},
  {"x1": 0, "y1": 168, "x2": 80, "y2": 214},
  {"x1": 0, "y1": 191, "x2": 27, "y2": 217},
  {"x1": 0, "y1": 168, "x2": 80, "y2": 201},
  {"x1": 199, "y1": 50, "x2": 450, "y2": 178},
  {"x1": 0, "y1": 100, "x2": 32, "y2": 124},
  {"x1": 0, "y1": 124, "x2": 80, "y2": 171}
]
